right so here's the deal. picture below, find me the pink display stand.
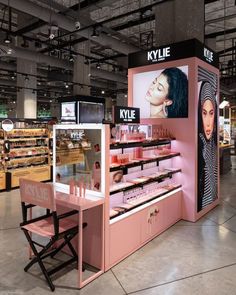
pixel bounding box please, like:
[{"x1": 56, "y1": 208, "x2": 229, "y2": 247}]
[
  {"x1": 53, "y1": 40, "x2": 220, "y2": 277},
  {"x1": 128, "y1": 39, "x2": 219, "y2": 223}
]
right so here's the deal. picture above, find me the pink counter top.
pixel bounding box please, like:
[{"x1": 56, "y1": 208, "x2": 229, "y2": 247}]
[{"x1": 56, "y1": 192, "x2": 104, "y2": 211}]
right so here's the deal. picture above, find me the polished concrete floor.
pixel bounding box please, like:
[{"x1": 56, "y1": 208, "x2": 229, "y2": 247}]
[{"x1": 1, "y1": 158, "x2": 236, "y2": 294}]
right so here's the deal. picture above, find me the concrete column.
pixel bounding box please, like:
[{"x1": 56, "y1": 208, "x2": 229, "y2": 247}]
[
  {"x1": 155, "y1": 0, "x2": 204, "y2": 46},
  {"x1": 50, "y1": 100, "x2": 60, "y2": 119},
  {"x1": 73, "y1": 41, "x2": 90, "y2": 96},
  {"x1": 17, "y1": 58, "x2": 37, "y2": 118},
  {"x1": 116, "y1": 93, "x2": 127, "y2": 107}
]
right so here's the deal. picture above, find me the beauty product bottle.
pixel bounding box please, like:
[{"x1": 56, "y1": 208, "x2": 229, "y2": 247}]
[{"x1": 69, "y1": 179, "x2": 75, "y2": 195}]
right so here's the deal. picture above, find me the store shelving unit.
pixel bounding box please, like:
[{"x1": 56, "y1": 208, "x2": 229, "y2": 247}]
[
  {"x1": 106, "y1": 129, "x2": 182, "y2": 269},
  {"x1": 0, "y1": 129, "x2": 5, "y2": 190},
  {"x1": 2, "y1": 128, "x2": 51, "y2": 189}
]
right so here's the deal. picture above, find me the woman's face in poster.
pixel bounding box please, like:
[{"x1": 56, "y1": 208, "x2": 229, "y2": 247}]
[
  {"x1": 202, "y1": 99, "x2": 215, "y2": 140},
  {"x1": 145, "y1": 73, "x2": 169, "y2": 106}
]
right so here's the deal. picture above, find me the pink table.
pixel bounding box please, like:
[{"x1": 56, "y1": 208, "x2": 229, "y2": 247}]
[{"x1": 56, "y1": 192, "x2": 105, "y2": 288}]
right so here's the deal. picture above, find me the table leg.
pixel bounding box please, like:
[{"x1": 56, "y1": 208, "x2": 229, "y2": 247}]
[{"x1": 78, "y1": 209, "x2": 83, "y2": 288}]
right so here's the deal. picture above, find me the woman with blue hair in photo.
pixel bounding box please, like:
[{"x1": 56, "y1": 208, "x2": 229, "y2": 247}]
[{"x1": 145, "y1": 67, "x2": 188, "y2": 118}]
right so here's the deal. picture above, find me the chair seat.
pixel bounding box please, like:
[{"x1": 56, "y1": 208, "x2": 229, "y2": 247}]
[{"x1": 22, "y1": 217, "x2": 78, "y2": 238}]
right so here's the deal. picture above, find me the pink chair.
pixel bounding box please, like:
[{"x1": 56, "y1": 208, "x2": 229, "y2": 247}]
[{"x1": 19, "y1": 178, "x2": 87, "y2": 292}]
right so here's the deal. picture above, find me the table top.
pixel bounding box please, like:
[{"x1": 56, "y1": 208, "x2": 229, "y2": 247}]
[{"x1": 56, "y1": 192, "x2": 104, "y2": 211}]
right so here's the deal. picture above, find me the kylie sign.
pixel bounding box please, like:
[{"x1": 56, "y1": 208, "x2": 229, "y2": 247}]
[
  {"x1": 147, "y1": 46, "x2": 170, "y2": 62},
  {"x1": 204, "y1": 47, "x2": 213, "y2": 63},
  {"x1": 114, "y1": 106, "x2": 140, "y2": 124}
]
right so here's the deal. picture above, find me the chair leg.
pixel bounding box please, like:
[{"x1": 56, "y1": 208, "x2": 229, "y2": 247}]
[
  {"x1": 23, "y1": 230, "x2": 55, "y2": 292},
  {"x1": 50, "y1": 232, "x2": 77, "y2": 259}
]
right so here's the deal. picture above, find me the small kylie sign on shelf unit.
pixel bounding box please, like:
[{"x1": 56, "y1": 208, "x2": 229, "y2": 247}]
[{"x1": 114, "y1": 106, "x2": 140, "y2": 124}]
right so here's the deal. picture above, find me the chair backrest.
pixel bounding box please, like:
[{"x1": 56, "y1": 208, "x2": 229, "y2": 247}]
[{"x1": 19, "y1": 178, "x2": 56, "y2": 211}]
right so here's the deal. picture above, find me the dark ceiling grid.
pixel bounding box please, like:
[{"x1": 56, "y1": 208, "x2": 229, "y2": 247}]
[{"x1": 0, "y1": 0, "x2": 235, "y2": 106}]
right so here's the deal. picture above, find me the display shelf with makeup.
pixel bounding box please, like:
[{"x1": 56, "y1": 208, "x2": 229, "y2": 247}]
[
  {"x1": 107, "y1": 125, "x2": 182, "y2": 269},
  {"x1": 1, "y1": 124, "x2": 52, "y2": 190},
  {"x1": 109, "y1": 127, "x2": 181, "y2": 221},
  {"x1": 0, "y1": 130, "x2": 5, "y2": 190}
]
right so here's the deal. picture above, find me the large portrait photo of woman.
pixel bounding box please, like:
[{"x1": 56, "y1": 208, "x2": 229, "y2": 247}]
[
  {"x1": 133, "y1": 66, "x2": 188, "y2": 119},
  {"x1": 197, "y1": 66, "x2": 218, "y2": 212}
]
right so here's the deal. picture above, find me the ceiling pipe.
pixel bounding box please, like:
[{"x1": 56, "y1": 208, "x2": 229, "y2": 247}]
[
  {"x1": 0, "y1": 44, "x2": 127, "y2": 84},
  {"x1": 0, "y1": 0, "x2": 139, "y2": 55},
  {"x1": 0, "y1": 63, "x2": 127, "y2": 88}
]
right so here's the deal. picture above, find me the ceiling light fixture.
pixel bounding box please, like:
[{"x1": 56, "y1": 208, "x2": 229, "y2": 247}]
[
  {"x1": 69, "y1": 55, "x2": 74, "y2": 62},
  {"x1": 91, "y1": 26, "x2": 99, "y2": 38},
  {"x1": 4, "y1": 33, "x2": 11, "y2": 44},
  {"x1": 96, "y1": 63, "x2": 101, "y2": 69},
  {"x1": 7, "y1": 48, "x2": 12, "y2": 55},
  {"x1": 25, "y1": 75, "x2": 29, "y2": 82},
  {"x1": 219, "y1": 100, "x2": 229, "y2": 109}
]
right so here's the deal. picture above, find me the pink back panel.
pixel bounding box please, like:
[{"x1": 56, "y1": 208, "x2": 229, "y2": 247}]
[{"x1": 19, "y1": 178, "x2": 56, "y2": 211}]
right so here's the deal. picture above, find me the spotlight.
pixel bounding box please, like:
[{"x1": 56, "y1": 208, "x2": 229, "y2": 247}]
[
  {"x1": 96, "y1": 63, "x2": 101, "y2": 69},
  {"x1": 101, "y1": 90, "x2": 105, "y2": 94},
  {"x1": 69, "y1": 55, "x2": 74, "y2": 62},
  {"x1": 7, "y1": 48, "x2": 12, "y2": 55},
  {"x1": 91, "y1": 26, "x2": 99, "y2": 38},
  {"x1": 4, "y1": 33, "x2": 12, "y2": 44},
  {"x1": 65, "y1": 84, "x2": 69, "y2": 88}
]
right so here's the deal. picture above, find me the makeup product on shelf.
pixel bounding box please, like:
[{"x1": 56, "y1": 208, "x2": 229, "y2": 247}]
[{"x1": 69, "y1": 179, "x2": 76, "y2": 195}]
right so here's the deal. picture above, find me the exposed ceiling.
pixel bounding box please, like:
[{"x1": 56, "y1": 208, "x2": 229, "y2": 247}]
[{"x1": 0, "y1": 0, "x2": 235, "y2": 107}]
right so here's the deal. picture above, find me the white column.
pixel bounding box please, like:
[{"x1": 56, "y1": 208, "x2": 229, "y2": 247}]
[
  {"x1": 73, "y1": 41, "x2": 91, "y2": 96},
  {"x1": 17, "y1": 58, "x2": 37, "y2": 119}
]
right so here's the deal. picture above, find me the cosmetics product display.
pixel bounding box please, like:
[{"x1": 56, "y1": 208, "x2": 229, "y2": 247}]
[
  {"x1": 69, "y1": 179, "x2": 87, "y2": 198},
  {"x1": 109, "y1": 127, "x2": 181, "y2": 217},
  {"x1": 110, "y1": 181, "x2": 181, "y2": 218}
]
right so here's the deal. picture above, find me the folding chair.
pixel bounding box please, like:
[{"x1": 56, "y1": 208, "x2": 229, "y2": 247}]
[{"x1": 19, "y1": 178, "x2": 87, "y2": 292}]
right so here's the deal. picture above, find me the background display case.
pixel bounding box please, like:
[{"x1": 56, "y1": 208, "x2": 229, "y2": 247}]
[
  {"x1": 5, "y1": 128, "x2": 51, "y2": 188},
  {"x1": 0, "y1": 120, "x2": 52, "y2": 190},
  {"x1": 0, "y1": 129, "x2": 5, "y2": 190}
]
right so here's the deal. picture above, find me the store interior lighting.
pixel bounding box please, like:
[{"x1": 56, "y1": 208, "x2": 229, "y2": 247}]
[
  {"x1": 4, "y1": 33, "x2": 11, "y2": 44},
  {"x1": 219, "y1": 100, "x2": 229, "y2": 109},
  {"x1": 91, "y1": 26, "x2": 99, "y2": 37}
]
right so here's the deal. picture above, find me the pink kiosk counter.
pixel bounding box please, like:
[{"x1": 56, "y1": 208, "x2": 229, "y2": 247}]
[{"x1": 53, "y1": 39, "x2": 219, "y2": 284}]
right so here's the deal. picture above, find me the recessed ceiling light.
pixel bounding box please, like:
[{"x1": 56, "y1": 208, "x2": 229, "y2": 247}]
[{"x1": 4, "y1": 33, "x2": 12, "y2": 44}]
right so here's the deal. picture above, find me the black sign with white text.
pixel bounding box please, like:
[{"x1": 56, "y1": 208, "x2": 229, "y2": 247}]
[
  {"x1": 114, "y1": 106, "x2": 140, "y2": 124},
  {"x1": 128, "y1": 39, "x2": 219, "y2": 69}
]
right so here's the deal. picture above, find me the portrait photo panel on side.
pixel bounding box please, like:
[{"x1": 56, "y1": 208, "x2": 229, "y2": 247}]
[{"x1": 197, "y1": 66, "x2": 218, "y2": 212}]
